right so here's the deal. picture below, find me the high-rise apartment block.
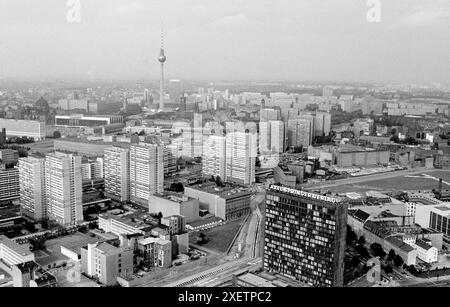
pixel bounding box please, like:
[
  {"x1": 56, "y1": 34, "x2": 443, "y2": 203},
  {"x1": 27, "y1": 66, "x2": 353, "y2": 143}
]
[
  {"x1": 18, "y1": 156, "x2": 47, "y2": 221},
  {"x1": 226, "y1": 132, "x2": 256, "y2": 185},
  {"x1": 287, "y1": 118, "x2": 314, "y2": 148},
  {"x1": 104, "y1": 147, "x2": 130, "y2": 202},
  {"x1": 202, "y1": 135, "x2": 227, "y2": 180},
  {"x1": 130, "y1": 143, "x2": 164, "y2": 205},
  {"x1": 0, "y1": 165, "x2": 19, "y2": 204},
  {"x1": 264, "y1": 185, "x2": 347, "y2": 287},
  {"x1": 260, "y1": 120, "x2": 285, "y2": 153},
  {"x1": 45, "y1": 152, "x2": 83, "y2": 225}
]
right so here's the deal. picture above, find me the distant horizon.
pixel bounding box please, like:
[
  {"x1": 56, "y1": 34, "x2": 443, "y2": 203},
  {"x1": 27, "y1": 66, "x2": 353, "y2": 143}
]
[{"x1": 0, "y1": 76, "x2": 448, "y2": 88}]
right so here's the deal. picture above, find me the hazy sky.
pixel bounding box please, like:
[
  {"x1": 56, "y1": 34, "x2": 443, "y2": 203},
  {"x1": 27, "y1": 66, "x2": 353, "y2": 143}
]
[{"x1": 0, "y1": 0, "x2": 449, "y2": 84}]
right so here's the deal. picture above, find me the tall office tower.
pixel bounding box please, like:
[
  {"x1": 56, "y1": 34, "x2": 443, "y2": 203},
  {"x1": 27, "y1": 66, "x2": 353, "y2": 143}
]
[
  {"x1": 158, "y1": 26, "x2": 167, "y2": 111},
  {"x1": 0, "y1": 128, "x2": 6, "y2": 145},
  {"x1": 164, "y1": 146, "x2": 177, "y2": 176},
  {"x1": 193, "y1": 113, "x2": 204, "y2": 157},
  {"x1": 322, "y1": 112, "x2": 331, "y2": 136},
  {"x1": 270, "y1": 121, "x2": 285, "y2": 153},
  {"x1": 180, "y1": 95, "x2": 187, "y2": 113},
  {"x1": 18, "y1": 156, "x2": 47, "y2": 221},
  {"x1": 260, "y1": 108, "x2": 280, "y2": 122},
  {"x1": 130, "y1": 143, "x2": 164, "y2": 205},
  {"x1": 226, "y1": 131, "x2": 256, "y2": 185},
  {"x1": 144, "y1": 89, "x2": 150, "y2": 105},
  {"x1": 202, "y1": 135, "x2": 227, "y2": 180},
  {"x1": 287, "y1": 118, "x2": 314, "y2": 149},
  {"x1": 259, "y1": 120, "x2": 285, "y2": 153},
  {"x1": 45, "y1": 152, "x2": 83, "y2": 225},
  {"x1": 259, "y1": 121, "x2": 271, "y2": 153},
  {"x1": 323, "y1": 86, "x2": 334, "y2": 97},
  {"x1": 104, "y1": 147, "x2": 130, "y2": 203},
  {"x1": 265, "y1": 185, "x2": 348, "y2": 287},
  {"x1": 314, "y1": 112, "x2": 331, "y2": 137}
]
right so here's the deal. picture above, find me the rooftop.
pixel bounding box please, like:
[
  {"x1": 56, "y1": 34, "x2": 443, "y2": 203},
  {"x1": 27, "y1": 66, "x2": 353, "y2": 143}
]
[
  {"x1": 138, "y1": 237, "x2": 171, "y2": 246},
  {"x1": 349, "y1": 209, "x2": 370, "y2": 222},
  {"x1": 187, "y1": 182, "x2": 251, "y2": 200},
  {"x1": 385, "y1": 236, "x2": 415, "y2": 253},
  {"x1": 415, "y1": 239, "x2": 433, "y2": 251},
  {"x1": 236, "y1": 273, "x2": 275, "y2": 287},
  {"x1": 0, "y1": 235, "x2": 34, "y2": 258}
]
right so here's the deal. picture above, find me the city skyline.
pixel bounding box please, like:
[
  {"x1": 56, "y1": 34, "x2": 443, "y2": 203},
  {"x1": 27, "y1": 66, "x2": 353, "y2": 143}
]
[
  {"x1": 1, "y1": 1, "x2": 450, "y2": 292},
  {"x1": 0, "y1": 0, "x2": 449, "y2": 84}
]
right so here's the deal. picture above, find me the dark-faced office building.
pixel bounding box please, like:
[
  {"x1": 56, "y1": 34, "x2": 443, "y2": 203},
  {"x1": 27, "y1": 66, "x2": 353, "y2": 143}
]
[{"x1": 264, "y1": 185, "x2": 348, "y2": 287}]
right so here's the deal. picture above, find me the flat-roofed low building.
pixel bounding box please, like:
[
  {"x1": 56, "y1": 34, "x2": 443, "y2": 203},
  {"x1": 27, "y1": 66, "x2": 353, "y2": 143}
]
[
  {"x1": 54, "y1": 138, "x2": 129, "y2": 157},
  {"x1": 98, "y1": 213, "x2": 148, "y2": 236},
  {"x1": 81, "y1": 242, "x2": 133, "y2": 286},
  {"x1": 233, "y1": 273, "x2": 275, "y2": 287},
  {"x1": 0, "y1": 118, "x2": 46, "y2": 140},
  {"x1": 273, "y1": 166, "x2": 296, "y2": 187},
  {"x1": 0, "y1": 235, "x2": 35, "y2": 266},
  {"x1": 55, "y1": 114, "x2": 123, "y2": 127},
  {"x1": 427, "y1": 204, "x2": 450, "y2": 238},
  {"x1": 148, "y1": 193, "x2": 199, "y2": 223},
  {"x1": 415, "y1": 203, "x2": 450, "y2": 237},
  {"x1": 336, "y1": 148, "x2": 389, "y2": 168},
  {"x1": 184, "y1": 183, "x2": 251, "y2": 221}
]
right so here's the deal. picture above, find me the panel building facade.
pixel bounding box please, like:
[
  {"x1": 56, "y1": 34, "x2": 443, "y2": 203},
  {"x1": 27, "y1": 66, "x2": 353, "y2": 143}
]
[{"x1": 264, "y1": 185, "x2": 348, "y2": 287}]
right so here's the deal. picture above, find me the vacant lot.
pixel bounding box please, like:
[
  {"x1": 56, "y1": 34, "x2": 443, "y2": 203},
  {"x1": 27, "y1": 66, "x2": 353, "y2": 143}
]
[
  {"x1": 326, "y1": 170, "x2": 450, "y2": 193},
  {"x1": 189, "y1": 219, "x2": 244, "y2": 254}
]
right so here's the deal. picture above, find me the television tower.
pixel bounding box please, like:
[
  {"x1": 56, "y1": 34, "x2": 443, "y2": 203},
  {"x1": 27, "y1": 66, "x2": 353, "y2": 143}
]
[{"x1": 158, "y1": 24, "x2": 167, "y2": 111}]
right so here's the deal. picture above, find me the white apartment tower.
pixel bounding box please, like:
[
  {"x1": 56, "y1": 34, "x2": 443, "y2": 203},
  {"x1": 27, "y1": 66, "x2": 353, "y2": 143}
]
[
  {"x1": 18, "y1": 156, "x2": 47, "y2": 221},
  {"x1": 104, "y1": 147, "x2": 130, "y2": 202},
  {"x1": 260, "y1": 120, "x2": 285, "y2": 154},
  {"x1": 226, "y1": 132, "x2": 256, "y2": 185},
  {"x1": 287, "y1": 118, "x2": 314, "y2": 148},
  {"x1": 202, "y1": 135, "x2": 227, "y2": 180},
  {"x1": 45, "y1": 152, "x2": 83, "y2": 225},
  {"x1": 130, "y1": 143, "x2": 164, "y2": 205}
]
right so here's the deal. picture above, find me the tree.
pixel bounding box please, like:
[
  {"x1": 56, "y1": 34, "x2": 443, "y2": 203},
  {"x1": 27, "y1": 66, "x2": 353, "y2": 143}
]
[
  {"x1": 170, "y1": 182, "x2": 184, "y2": 192},
  {"x1": 355, "y1": 245, "x2": 371, "y2": 259},
  {"x1": 370, "y1": 243, "x2": 386, "y2": 259},
  {"x1": 197, "y1": 233, "x2": 207, "y2": 244},
  {"x1": 393, "y1": 255, "x2": 404, "y2": 267},
  {"x1": 53, "y1": 131, "x2": 61, "y2": 139},
  {"x1": 387, "y1": 249, "x2": 396, "y2": 262},
  {"x1": 408, "y1": 265, "x2": 418, "y2": 275},
  {"x1": 346, "y1": 226, "x2": 357, "y2": 244},
  {"x1": 215, "y1": 176, "x2": 224, "y2": 187},
  {"x1": 358, "y1": 236, "x2": 366, "y2": 245},
  {"x1": 384, "y1": 264, "x2": 393, "y2": 274},
  {"x1": 350, "y1": 256, "x2": 361, "y2": 268}
]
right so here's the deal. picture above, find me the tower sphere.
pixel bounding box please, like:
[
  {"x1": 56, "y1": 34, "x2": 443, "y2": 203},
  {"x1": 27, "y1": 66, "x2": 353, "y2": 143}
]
[{"x1": 158, "y1": 52, "x2": 166, "y2": 63}]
